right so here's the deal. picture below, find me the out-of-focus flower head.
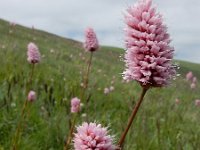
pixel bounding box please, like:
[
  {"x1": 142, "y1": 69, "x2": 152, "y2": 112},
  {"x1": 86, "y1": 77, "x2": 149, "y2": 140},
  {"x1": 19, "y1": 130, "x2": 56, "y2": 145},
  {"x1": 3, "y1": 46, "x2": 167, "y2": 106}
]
[
  {"x1": 28, "y1": 90, "x2": 36, "y2": 102},
  {"x1": 84, "y1": 27, "x2": 99, "y2": 52},
  {"x1": 27, "y1": 42, "x2": 41, "y2": 64},
  {"x1": 71, "y1": 97, "x2": 81, "y2": 113}
]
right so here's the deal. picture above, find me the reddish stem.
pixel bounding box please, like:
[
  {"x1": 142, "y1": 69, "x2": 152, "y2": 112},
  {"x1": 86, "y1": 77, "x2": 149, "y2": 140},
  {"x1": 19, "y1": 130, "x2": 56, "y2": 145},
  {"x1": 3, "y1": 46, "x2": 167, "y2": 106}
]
[
  {"x1": 64, "y1": 114, "x2": 77, "y2": 150},
  {"x1": 12, "y1": 64, "x2": 35, "y2": 150},
  {"x1": 118, "y1": 87, "x2": 148, "y2": 148}
]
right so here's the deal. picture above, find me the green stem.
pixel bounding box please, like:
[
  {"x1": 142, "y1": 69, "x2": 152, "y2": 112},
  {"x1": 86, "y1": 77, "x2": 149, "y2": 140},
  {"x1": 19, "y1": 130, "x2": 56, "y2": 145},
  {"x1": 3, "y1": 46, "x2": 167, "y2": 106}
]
[
  {"x1": 12, "y1": 99, "x2": 28, "y2": 150},
  {"x1": 12, "y1": 64, "x2": 35, "y2": 150},
  {"x1": 81, "y1": 52, "x2": 93, "y2": 99},
  {"x1": 29, "y1": 64, "x2": 35, "y2": 86},
  {"x1": 63, "y1": 52, "x2": 93, "y2": 149},
  {"x1": 64, "y1": 114, "x2": 77, "y2": 150}
]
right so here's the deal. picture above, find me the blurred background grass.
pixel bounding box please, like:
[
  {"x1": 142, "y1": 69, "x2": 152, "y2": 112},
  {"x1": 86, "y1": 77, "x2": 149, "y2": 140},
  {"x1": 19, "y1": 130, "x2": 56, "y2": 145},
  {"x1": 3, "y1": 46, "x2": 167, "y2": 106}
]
[{"x1": 0, "y1": 19, "x2": 200, "y2": 150}]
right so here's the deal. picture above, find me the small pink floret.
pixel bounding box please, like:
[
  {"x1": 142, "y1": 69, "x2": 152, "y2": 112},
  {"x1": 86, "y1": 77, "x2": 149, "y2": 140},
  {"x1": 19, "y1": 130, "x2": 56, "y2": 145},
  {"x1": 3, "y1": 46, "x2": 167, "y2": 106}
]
[
  {"x1": 175, "y1": 98, "x2": 180, "y2": 104},
  {"x1": 190, "y1": 83, "x2": 196, "y2": 89},
  {"x1": 84, "y1": 27, "x2": 99, "y2": 52},
  {"x1": 28, "y1": 91, "x2": 36, "y2": 102},
  {"x1": 71, "y1": 97, "x2": 81, "y2": 113},
  {"x1": 27, "y1": 42, "x2": 41, "y2": 64},
  {"x1": 186, "y1": 71, "x2": 193, "y2": 82},
  {"x1": 192, "y1": 77, "x2": 197, "y2": 83},
  {"x1": 195, "y1": 100, "x2": 200, "y2": 107},
  {"x1": 104, "y1": 88, "x2": 110, "y2": 94}
]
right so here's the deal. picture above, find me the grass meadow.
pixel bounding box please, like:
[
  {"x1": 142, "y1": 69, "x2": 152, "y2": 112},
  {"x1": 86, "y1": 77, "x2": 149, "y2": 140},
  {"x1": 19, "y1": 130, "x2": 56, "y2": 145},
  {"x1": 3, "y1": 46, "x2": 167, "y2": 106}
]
[{"x1": 0, "y1": 19, "x2": 200, "y2": 150}]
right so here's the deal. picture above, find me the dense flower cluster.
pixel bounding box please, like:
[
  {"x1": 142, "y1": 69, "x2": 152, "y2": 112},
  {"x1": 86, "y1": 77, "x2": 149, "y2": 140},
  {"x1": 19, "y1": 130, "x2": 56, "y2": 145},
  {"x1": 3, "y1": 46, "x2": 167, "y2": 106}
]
[
  {"x1": 73, "y1": 122, "x2": 116, "y2": 150},
  {"x1": 195, "y1": 100, "x2": 200, "y2": 107},
  {"x1": 186, "y1": 71, "x2": 193, "y2": 82},
  {"x1": 71, "y1": 97, "x2": 81, "y2": 113},
  {"x1": 123, "y1": 0, "x2": 176, "y2": 87},
  {"x1": 84, "y1": 27, "x2": 99, "y2": 52},
  {"x1": 27, "y1": 42, "x2": 41, "y2": 64},
  {"x1": 186, "y1": 71, "x2": 198, "y2": 89},
  {"x1": 27, "y1": 90, "x2": 36, "y2": 102}
]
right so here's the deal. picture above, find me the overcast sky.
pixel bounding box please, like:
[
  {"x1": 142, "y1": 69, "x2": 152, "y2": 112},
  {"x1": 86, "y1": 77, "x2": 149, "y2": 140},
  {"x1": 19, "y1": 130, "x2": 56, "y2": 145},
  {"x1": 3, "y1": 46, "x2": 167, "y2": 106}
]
[{"x1": 0, "y1": 0, "x2": 200, "y2": 63}]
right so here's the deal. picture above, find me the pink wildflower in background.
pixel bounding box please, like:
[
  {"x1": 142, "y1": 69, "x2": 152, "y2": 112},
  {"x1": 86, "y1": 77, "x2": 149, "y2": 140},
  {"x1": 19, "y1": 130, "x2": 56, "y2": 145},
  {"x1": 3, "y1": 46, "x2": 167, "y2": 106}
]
[
  {"x1": 84, "y1": 27, "x2": 99, "y2": 52},
  {"x1": 80, "y1": 83, "x2": 84, "y2": 87},
  {"x1": 195, "y1": 100, "x2": 200, "y2": 107},
  {"x1": 27, "y1": 42, "x2": 41, "y2": 64},
  {"x1": 1, "y1": 45, "x2": 6, "y2": 49},
  {"x1": 98, "y1": 69, "x2": 102, "y2": 73},
  {"x1": 104, "y1": 88, "x2": 110, "y2": 94},
  {"x1": 186, "y1": 71, "x2": 193, "y2": 82},
  {"x1": 10, "y1": 22, "x2": 16, "y2": 27},
  {"x1": 27, "y1": 90, "x2": 36, "y2": 102},
  {"x1": 175, "y1": 98, "x2": 180, "y2": 104},
  {"x1": 109, "y1": 86, "x2": 115, "y2": 91},
  {"x1": 71, "y1": 97, "x2": 81, "y2": 113},
  {"x1": 73, "y1": 122, "x2": 116, "y2": 150},
  {"x1": 123, "y1": 0, "x2": 176, "y2": 87},
  {"x1": 192, "y1": 77, "x2": 197, "y2": 84},
  {"x1": 190, "y1": 83, "x2": 196, "y2": 89},
  {"x1": 81, "y1": 113, "x2": 87, "y2": 118}
]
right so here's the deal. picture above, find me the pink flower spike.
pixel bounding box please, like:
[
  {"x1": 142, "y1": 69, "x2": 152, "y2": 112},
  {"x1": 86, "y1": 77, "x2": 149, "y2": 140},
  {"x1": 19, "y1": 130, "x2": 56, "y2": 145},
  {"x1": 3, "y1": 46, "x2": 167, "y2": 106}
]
[
  {"x1": 110, "y1": 86, "x2": 115, "y2": 91},
  {"x1": 104, "y1": 88, "x2": 110, "y2": 94},
  {"x1": 27, "y1": 42, "x2": 41, "y2": 64},
  {"x1": 190, "y1": 83, "x2": 196, "y2": 89},
  {"x1": 28, "y1": 91, "x2": 36, "y2": 102},
  {"x1": 84, "y1": 27, "x2": 99, "y2": 52},
  {"x1": 73, "y1": 122, "x2": 116, "y2": 150},
  {"x1": 71, "y1": 97, "x2": 81, "y2": 113},
  {"x1": 195, "y1": 100, "x2": 200, "y2": 107},
  {"x1": 123, "y1": 0, "x2": 176, "y2": 87},
  {"x1": 186, "y1": 71, "x2": 193, "y2": 82},
  {"x1": 10, "y1": 22, "x2": 16, "y2": 27},
  {"x1": 192, "y1": 77, "x2": 197, "y2": 84},
  {"x1": 175, "y1": 98, "x2": 180, "y2": 104}
]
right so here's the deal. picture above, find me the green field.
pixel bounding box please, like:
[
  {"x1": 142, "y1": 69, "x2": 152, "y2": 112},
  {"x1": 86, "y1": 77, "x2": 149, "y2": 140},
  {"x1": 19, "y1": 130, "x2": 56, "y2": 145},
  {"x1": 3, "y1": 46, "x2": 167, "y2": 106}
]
[{"x1": 0, "y1": 19, "x2": 200, "y2": 150}]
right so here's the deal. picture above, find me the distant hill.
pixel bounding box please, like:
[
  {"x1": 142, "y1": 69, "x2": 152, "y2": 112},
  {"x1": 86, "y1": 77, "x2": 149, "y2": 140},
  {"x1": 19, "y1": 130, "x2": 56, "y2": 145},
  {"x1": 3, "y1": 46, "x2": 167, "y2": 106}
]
[{"x1": 0, "y1": 18, "x2": 200, "y2": 149}]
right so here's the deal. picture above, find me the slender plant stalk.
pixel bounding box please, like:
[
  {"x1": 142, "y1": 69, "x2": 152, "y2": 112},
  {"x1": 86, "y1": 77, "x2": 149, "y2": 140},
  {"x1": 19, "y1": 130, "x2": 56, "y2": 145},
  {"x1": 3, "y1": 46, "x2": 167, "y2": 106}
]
[
  {"x1": 29, "y1": 64, "x2": 35, "y2": 86},
  {"x1": 64, "y1": 114, "x2": 77, "y2": 150},
  {"x1": 12, "y1": 64, "x2": 35, "y2": 150},
  {"x1": 79, "y1": 52, "x2": 93, "y2": 119},
  {"x1": 118, "y1": 87, "x2": 148, "y2": 148},
  {"x1": 12, "y1": 100, "x2": 28, "y2": 150},
  {"x1": 25, "y1": 64, "x2": 35, "y2": 121},
  {"x1": 81, "y1": 51, "x2": 93, "y2": 100},
  {"x1": 82, "y1": 52, "x2": 93, "y2": 120},
  {"x1": 63, "y1": 52, "x2": 93, "y2": 149},
  {"x1": 84, "y1": 52, "x2": 93, "y2": 89}
]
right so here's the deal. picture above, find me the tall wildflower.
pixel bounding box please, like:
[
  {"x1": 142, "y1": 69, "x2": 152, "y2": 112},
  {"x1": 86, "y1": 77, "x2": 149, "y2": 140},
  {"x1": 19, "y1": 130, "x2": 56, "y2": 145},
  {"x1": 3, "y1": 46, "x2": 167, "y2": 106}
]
[
  {"x1": 71, "y1": 97, "x2": 81, "y2": 113},
  {"x1": 123, "y1": 0, "x2": 175, "y2": 87},
  {"x1": 82, "y1": 28, "x2": 99, "y2": 90},
  {"x1": 81, "y1": 27, "x2": 99, "y2": 110},
  {"x1": 27, "y1": 90, "x2": 36, "y2": 102},
  {"x1": 73, "y1": 122, "x2": 116, "y2": 150},
  {"x1": 64, "y1": 28, "x2": 99, "y2": 149},
  {"x1": 12, "y1": 43, "x2": 40, "y2": 149},
  {"x1": 192, "y1": 77, "x2": 197, "y2": 84},
  {"x1": 27, "y1": 42, "x2": 41, "y2": 64},
  {"x1": 119, "y1": 0, "x2": 176, "y2": 147},
  {"x1": 186, "y1": 71, "x2": 193, "y2": 82},
  {"x1": 195, "y1": 100, "x2": 200, "y2": 107},
  {"x1": 84, "y1": 27, "x2": 99, "y2": 52}
]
